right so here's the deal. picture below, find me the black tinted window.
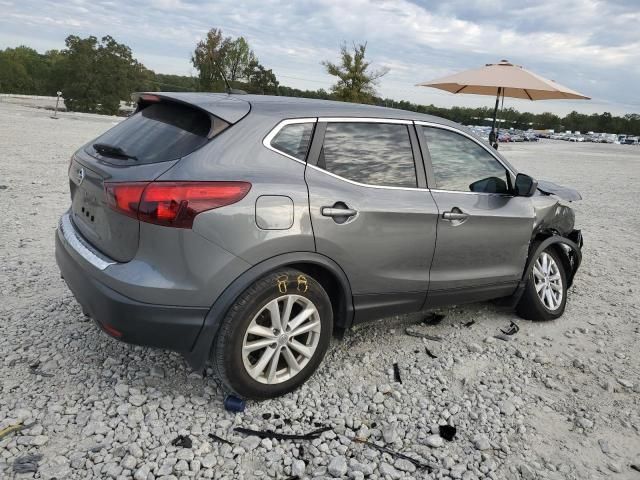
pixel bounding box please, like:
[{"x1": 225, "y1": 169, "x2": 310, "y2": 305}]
[
  {"x1": 320, "y1": 123, "x2": 417, "y2": 188},
  {"x1": 89, "y1": 102, "x2": 225, "y2": 164},
  {"x1": 422, "y1": 127, "x2": 510, "y2": 193},
  {"x1": 270, "y1": 122, "x2": 314, "y2": 161}
]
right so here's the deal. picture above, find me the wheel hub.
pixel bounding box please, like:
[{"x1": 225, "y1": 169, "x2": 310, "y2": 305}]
[{"x1": 532, "y1": 252, "x2": 563, "y2": 311}]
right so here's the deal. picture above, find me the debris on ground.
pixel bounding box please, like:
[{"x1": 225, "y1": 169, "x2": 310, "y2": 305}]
[
  {"x1": 12, "y1": 454, "x2": 43, "y2": 473},
  {"x1": 223, "y1": 394, "x2": 246, "y2": 412},
  {"x1": 425, "y1": 347, "x2": 438, "y2": 359},
  {"x1": 463, "y1": 320, "x2": 476, "y2": 328},
  {"x1": 171, "y1": 435, "x2": 192, "y2": 448},
  {"x1": 393, "y1": 363, "x2": 402, "y2": 383},
  {"x1": 405, "y1": 328, "x2": 443, "y2": 341},
  {"x1": 422, "y1": 313, "x2": 446, "y2": 325},
  {"x1": 494, "y1": 333, "x2": 512, "y2": 341},
  {"x1": 208, "y1": 433, "x2": 232, "y2": 445},
  {"x1": 234, "y1": 426, "x2": 331, "y2": 441},
  {"x1": 439, "y1": 425, "x2": 457, "y2": 441},
  {"x1": 353, "y1": 438, "x2": 433, "y2": 471},
  {"x1": 0, "y1": 421, "x2": 30, "y2": 441},
  {"x1": 28, "y1": 360, "x2": 54, "y2": 377},
  {"x1": 500, "y1": 321, "x2": 520, "y2": 336}
]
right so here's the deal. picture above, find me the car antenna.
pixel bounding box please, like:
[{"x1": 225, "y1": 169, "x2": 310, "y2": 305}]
[{"x1": 219, "y1": 68, "x2": 247, "y2": 95}]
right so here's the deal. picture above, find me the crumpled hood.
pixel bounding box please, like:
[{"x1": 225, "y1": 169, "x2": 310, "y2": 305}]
[{"x1": 537, "y1": 180, "x2": 582, "y2": 202}]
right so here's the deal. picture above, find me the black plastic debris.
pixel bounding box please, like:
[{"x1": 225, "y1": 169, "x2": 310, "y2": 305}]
[
  {"x1": 500, "y1": 321, "x2": 520, "y2": 336},
  {"x1": 13, "y1": 454, "x2": 43, "y2": 474},
  {"x1": 630, "y1": 464, "x2": 640, "y2": 473},
  {"x1": 354, "y1": 438, "x2": 433, "y2": 472},
  {"x1": 439, "y1": 425, "x2": 457, "y2": 441},
  {"x1": 405, "y1": 328, "x2": 443, "y2": 341},
  {"x1": 393, "y1": 363, "x2": 402, "y2": 383},
  {"x1": 234, "y1": 426, "x2": 331, "y2": 441},
  {"x1": 224, "y1": 394, "x2": 245, "y2": 412},
  {"x1": 463, "y1": 320, "x2": 475, "y2": 328},
  {"x1": 171, "y1": 435, "x2": 192, "y2": 448},
  {"x1": 423, "y1": 313, "x2": 446, "y2": 325},
  {"x1": 493, "y1": 333, "x2": 511, "y2": 342},
  {"x1": 425, "y1": 347, "x2": 438, "y2": 359},
  {"x1": 262, "y1": 413, "x2": 272, "y2": 420},
  {"x1": 208, "y1": 433, "x2": 232, "y2": 445}
]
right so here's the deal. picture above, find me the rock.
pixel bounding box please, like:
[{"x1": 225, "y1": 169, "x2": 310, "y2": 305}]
[
  {"x1": 607, "y1": 461, "x2": 622, "y2": 473},
  {"x1": 598, "y1": 439, "x2": 610, "y2": 454},
  {"x1": 373, "y1": 392, "x2": 385, "y2": 404},
  {"x1": 577, "y1": 417, "x2": 594, "y2": 429},
  {"x1": 129, "y1": 394, "x2": 147, "y2": 406},
  {"x1": 240, "y1": 435, "x2": 261, "y2": 451},
  {"x1": 394, "y1": 457, "x2": 417, "y2": 472},
  {"x1": 115, "y1": 384, "x2": 129, "y2": 397},
  {"x1": 473, "y1": 434, "x2": 491, "y2": 451},
  {"x1": 291, "y1": 459, "x2": 306, "y2": 477},
  {"x1": 134, "y1": 464, "x2": 151, "y2": 480},
  {"x1": 122, "y1": 455, "x2": 137, "y2": 470},
  {"x1": 468, "y1": 343, "x2": 483, "y2": 353},
  {"x1": 519, "y1": 463, "x2": 536, "y2": 480},
  {"x1": 499, "y1": 399, "x2": 516, "y2": 416},
  {"x1": 382, "y1": 425, "x2": 399, "y2": 443},
  {"x1": 617, "y1": 378, "x2": 633, "y2": 388},
  {"x1": 424, "y1": 434, "x2": 444, "y2": 448},
  {"x1": 328, "y1": 456, "x2": 348, "y2": 477},
  {"x1": 31, "y1": 435, "x2": 49, "y2": 446},
  {"x1": 379, "y1": 462, "x2": 401, "y2": 479}
]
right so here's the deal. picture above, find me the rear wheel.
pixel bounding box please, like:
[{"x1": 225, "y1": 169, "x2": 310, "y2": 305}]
[
  {"x1": 212, "y1": 269, "x2": 333, "y2": 399},
  {"x1": 516, "y1": 245, "x2": 567, "y2": 321}
]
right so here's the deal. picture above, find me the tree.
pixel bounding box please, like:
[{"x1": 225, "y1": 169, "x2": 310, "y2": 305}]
[
  {"x1": 191, "y1": 29, "x2": 258, "y2": 91},
  {"x1": 245, "y1": 59, "x2": 279, "y2": 94},
  {"x1": 53, "y1": 35, "x2": 147, "y2": 114},
  {"x1": 322, "y1": 43, "x2": 388, "y2": 104}
]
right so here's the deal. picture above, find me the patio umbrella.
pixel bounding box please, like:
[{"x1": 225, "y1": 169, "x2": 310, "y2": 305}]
[{"x1": 417, "y1": 60, "x2": 590, "y2": 148}]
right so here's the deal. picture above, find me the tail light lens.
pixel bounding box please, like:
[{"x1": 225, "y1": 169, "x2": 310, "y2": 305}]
[{"x1": 105, "y1": 181, "x2": 251, "y2": 228}]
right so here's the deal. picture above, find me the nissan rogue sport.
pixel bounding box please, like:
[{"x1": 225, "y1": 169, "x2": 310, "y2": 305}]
[{"x1": 56, "y1": 93, "x2": 582, "y2": 399}]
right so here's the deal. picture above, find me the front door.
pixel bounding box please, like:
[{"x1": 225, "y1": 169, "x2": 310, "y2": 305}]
[
  {"x1": 417, "y1": 124, "x2": 534, "y2": 305},
  {"x1": 305, "y1": 120, "x2": 439, "y2": 322}
]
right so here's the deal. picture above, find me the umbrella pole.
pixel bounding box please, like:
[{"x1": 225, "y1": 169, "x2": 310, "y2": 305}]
[{"x1": 489, "y1": 87, "x2": 501, "y2": 149}]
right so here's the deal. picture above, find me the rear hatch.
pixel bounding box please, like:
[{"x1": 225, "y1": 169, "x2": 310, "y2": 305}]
[{"x1": 69, "y1": 95, "x2": 248, "y2": 262}]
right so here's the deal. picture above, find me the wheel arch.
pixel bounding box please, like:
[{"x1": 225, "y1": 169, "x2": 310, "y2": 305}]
[{"x1": 184, "y1": 252, "x2": 354, "y2": 372}]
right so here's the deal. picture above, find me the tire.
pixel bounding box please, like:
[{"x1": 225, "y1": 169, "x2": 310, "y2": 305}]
[
  {"x1": 212, "y1": 269, "x2": 333, "y2": 399},
  {"x1": 516, "y1": 244, "x2": 568, "y2": 321}
]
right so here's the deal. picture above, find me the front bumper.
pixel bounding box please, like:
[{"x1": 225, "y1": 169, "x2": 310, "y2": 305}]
[{"x1": 55, "y1": 215, "x2": 208, "y2": 352}]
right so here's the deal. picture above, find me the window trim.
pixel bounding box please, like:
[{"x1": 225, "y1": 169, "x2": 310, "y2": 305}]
[
  {"x1": 263, "y1": 118, "x2": 317, "y2": 164},
  {"x1": 415, "y1": 121, "x2": 517, "y2": 196}
]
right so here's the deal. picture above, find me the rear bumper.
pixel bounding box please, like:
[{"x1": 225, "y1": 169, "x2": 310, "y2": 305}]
[{"x1": 55, "y1": 219, "x2": 208, "y2": 352}]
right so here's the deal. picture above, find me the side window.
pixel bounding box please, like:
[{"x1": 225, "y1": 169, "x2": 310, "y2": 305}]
[
  {"x1": 319, "y1": 122, "x2": 417, "y2": 188},
  {"x1": 270, "y1": 122, "x2": 314, "y2": 161},
  {"x1": 422, "y1": 127, "x2": 511, "y2": 194}
]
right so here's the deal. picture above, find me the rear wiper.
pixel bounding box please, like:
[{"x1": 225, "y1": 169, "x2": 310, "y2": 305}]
[{"x1": 93, "y1": 143, "x2": 138, "y2": 161}]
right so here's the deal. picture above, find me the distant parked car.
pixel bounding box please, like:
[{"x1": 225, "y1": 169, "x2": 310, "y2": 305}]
[
  {"x1": 624, "y1": 136, "x2": 639, "y2": 145},
  {"x1": 498, "y1": 132, "x2": 511, "y2": 142},
  {"x1": 56, "y1": 93, "x2": 583, "y2": 399}
]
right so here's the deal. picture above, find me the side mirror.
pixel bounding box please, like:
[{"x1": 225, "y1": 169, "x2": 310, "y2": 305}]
[{"x1": 514, "y1": 173, "x2": 538, "y2": 197}]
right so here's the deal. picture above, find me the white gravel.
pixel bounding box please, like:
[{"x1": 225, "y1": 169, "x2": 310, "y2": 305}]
[{"x1": 1, "y1": 103, "x2": 639, "y2": 479}]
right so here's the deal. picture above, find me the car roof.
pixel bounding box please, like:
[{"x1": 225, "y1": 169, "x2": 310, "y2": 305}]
[{"x1": 139, "y1": 92, "x2": 462, "y2": 128}]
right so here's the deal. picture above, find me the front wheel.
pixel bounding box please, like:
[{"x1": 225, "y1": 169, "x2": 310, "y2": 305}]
[
  {"x1": 212, "y1": 269, "x2": 333, "y2": 399},
  {"x1": 516, "y1": 246, "x2": 568, "y2": 321}
]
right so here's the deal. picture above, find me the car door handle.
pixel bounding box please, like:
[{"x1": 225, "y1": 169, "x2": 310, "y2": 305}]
[
  {"x1": 321, "y1": 207, "x2": 358, "y2": 218},
  {"x1": 442, "y1": 210, "x2": 469, "y2": 221}
]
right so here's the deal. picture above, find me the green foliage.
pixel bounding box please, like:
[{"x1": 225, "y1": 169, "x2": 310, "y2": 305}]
[
  {"x1": 0, "y1": 46, "x2": 59, "y2": 94},
  {"x1": 322, "y1": 43, "x2": 388, "y2": 104},
  {"x1": 191, "y1": 28, "x2": 276, "y2": 94},
  {"x1": 51, "y1": 35, "x2": 148, "y2": 115}
]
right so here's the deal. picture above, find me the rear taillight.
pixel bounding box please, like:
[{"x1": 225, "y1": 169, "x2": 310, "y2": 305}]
[{"x1": 105, "y1": 181, "x2": 251, "y2": 228}]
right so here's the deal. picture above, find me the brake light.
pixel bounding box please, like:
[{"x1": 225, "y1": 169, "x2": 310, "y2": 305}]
[{"x1": 105, "y1": 181, "x2": 251, "y2": 228}]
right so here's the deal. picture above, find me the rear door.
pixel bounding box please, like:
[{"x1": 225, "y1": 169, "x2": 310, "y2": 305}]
[
  {"x1": 416, "y1": 123, "x2": 534, "y2": 305},
  {"x1": 70, "y1": 100, "x2": 230, "y2": 262},
  {"x1": 304, "y1": 119, "x2": 439, "y2": 321}
]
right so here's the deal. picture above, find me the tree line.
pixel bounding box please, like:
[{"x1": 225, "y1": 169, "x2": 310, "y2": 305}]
[{"x1": 1, "y1": 31, "x2": 638, "y2": 135}]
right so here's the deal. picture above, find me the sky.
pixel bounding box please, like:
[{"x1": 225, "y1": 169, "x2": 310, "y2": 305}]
[{"x1": 1, "y1": 0, "x2": 638, "y2": 115}]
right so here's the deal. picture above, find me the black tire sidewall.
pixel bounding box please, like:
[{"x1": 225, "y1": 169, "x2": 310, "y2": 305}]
[
  {"x1": 215, "y1": 270, "x2": 333, "y2": 399},
  {"x1": 519, "y1": 245, "x2": 568, "y2": 320}
]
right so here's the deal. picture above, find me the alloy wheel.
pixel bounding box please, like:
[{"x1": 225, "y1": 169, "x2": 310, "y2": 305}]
[
  {"x1": 532, "y1": 252, "x2": 563, "y2": 311},
  {"x1": 241, "y1": 295, "x2": 321, "y2": 384}
]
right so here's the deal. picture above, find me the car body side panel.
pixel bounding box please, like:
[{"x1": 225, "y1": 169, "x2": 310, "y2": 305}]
[
  {"x1": 155, "y1": 115, "x2": 316, "y2": 264},
  {"x1": 427, "y1": 192, "x2": 534, "y2": 292}
]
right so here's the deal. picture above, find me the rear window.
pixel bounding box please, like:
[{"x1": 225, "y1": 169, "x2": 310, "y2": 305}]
[{"x1": 88, "y1": 102, "x2": 228, "y2": 164}]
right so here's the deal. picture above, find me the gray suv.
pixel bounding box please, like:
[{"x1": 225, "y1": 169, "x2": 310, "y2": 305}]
[{"x1": 56, "y1": 93, "x2": 582, "y2": 399}]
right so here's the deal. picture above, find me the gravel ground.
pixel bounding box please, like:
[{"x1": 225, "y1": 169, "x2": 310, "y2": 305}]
[{"x1": 1, "y1": 102, "x2": 639, "y2": 480}]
